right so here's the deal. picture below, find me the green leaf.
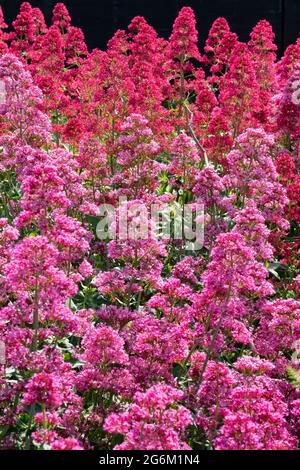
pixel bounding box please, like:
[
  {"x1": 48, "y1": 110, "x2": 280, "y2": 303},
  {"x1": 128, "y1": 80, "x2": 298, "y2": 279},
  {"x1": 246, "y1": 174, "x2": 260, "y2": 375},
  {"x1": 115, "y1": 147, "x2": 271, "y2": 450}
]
[{"x1": 287, "y1": 366, "x2": 300, "y2": 388}]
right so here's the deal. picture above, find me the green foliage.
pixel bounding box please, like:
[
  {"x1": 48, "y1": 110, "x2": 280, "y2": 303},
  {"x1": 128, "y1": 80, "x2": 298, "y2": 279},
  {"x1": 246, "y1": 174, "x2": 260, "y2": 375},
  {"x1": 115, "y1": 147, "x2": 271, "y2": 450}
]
[{"x1": 287, "y1": 366, "x2": 300, "y2": 389}]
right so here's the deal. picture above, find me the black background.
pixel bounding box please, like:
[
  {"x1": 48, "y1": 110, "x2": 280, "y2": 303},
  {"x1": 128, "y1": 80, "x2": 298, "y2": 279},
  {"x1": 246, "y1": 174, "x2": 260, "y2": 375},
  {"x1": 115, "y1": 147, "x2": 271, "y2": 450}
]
[{"x1": 1, "y1": 1, "x2": 299, "y2": 57}]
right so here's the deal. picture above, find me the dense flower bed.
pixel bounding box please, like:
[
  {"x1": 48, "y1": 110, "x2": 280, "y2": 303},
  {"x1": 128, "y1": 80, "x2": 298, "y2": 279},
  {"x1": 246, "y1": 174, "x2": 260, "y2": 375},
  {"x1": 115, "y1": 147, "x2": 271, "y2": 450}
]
[{"x1": 0, "y1": 2, "x2": 300, "y2": 450}]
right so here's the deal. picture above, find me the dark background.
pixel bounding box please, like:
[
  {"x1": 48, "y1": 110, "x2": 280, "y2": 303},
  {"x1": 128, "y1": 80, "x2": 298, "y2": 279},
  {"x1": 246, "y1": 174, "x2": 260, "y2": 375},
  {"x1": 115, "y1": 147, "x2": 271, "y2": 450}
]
[{"x1": 1, "y1": 1, "x2": 299, "y2": 57}]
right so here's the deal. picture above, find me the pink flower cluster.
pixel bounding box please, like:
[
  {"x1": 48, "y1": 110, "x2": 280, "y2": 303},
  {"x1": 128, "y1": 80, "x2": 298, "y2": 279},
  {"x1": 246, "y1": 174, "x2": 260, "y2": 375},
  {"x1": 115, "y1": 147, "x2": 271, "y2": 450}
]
[{"x1": 104, "y1": 384, "x2": 192, "y2": 450}]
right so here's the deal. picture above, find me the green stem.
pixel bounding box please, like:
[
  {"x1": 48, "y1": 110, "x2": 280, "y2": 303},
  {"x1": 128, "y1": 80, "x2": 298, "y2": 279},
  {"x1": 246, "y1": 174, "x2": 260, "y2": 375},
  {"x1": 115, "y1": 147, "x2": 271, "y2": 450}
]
[{"x1": 196, "y1": 277, "x2": 233, "y2": 392}]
